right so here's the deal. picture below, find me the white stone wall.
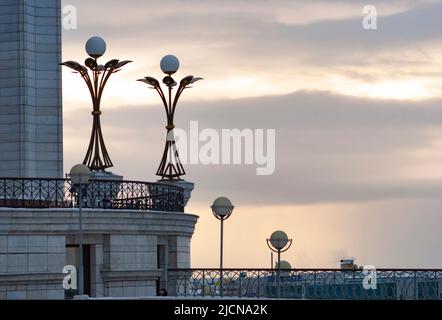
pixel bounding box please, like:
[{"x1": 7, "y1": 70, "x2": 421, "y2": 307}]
[
  {"x1": 176, "y1": 236, "x2": 191, "y2": 268},
  {"x1": 102, "y1": 234, "x2": 159, "y2": 297},
  {"x1": 104, "y1": 279, "x2": 157, "y2": 297},
  {"x1": 169, "y1": 236, "x2": 192, "y2": 269},
  {"x1": 90, "y1": 244, "x2": 104, "y2": 297},
  {"x1": 0, "y1": 0, "x2": 63, "y2": 178},
  {"x1": 0, "y1": 235, "x2": 65, "y2": 299},
  {"x1": 0, "y1": 208, "x2": 199, "y2": 299},
  {"x1": 105, "y1": 235, "x2": 158, "y2": 270}
]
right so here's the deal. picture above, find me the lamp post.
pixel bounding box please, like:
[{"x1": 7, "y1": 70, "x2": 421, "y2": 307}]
[
  {"x1": 69, "y1": 164, "x2": 92, "y2": 296},
  {"x1": 61, "y1": 37, "x2": 132, "y2": 171},
  {"x1": 211, "y1": 197, "x2": 234, "y2": 297},
  {"x1": 266, "y1": 230, "x2": 292, "y2": 298},
  {"x1": 138, "y1": 55, "x2": 202, "y2": 180}
]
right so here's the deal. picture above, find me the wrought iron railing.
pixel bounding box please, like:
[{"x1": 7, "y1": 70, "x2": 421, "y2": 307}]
[
  {"x1": 0, "y1": 177, "x2": 184, "y2": 212},
  {"x1": 167, "y1": 269, "x2": 442, "y2": 300}
]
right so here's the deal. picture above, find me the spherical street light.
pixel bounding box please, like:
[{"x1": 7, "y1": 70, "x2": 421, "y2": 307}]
[
  {"x1": 211, "y1": 197, "x2": 234, "y2": 297},
  {"x1": 266, "y1": 230, "x2": 292, "y2": 299},
  {"x1": 85, "y1": 36, "x2": 107, "y2": 59},
  {"x1": 211, "y1": 196, "x2": 234, "y2": 219},
  {"x1": 269, "y1": 230, "x2": 289, "y2": 251},
  {"x1": 160, "y1": 55, "x2": 180, "y2": 75},
  {"x1": 276, "y1": 261, "x2": 292, "y2": 279},
  {"x1": 275, "y1": 260, "x2": 292, "y2": 270},
  {"x1": 69, "y1": 164, "x2": 92, "y2": 186},
  {"x1": 69, "y1": 164, "x2": 92, "y2": 297}
]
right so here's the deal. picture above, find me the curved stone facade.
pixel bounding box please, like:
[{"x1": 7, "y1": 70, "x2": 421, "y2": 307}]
[{"x1": 0, "y1": 208, "x2": 198, "y2": 299}]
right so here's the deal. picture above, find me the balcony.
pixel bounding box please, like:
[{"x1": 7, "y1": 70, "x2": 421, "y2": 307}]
[
  {"x1": 167, "y1": 268, "x2": 442, "y2": 300},
  {"x1": 0, "y1": 177, "x2": 184, "y2": 212}
]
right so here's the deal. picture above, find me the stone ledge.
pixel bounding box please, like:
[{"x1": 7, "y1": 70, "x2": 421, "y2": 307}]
[
  {"x1": 0, "y1": 272, "x2": 63, "y2": 285},
  {"x1": 101, "y1": 269, "x2": 163, "y2": 282},
  {"x1": 0, "y1": 208, "x2": 199, "y2": 237}
]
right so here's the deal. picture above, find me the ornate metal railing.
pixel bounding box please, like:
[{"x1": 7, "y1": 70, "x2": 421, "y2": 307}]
[
  {"x1": 167, "y1": 269, "x2": 442, "y2": 300},
  {"x1": 0, "y1": 177, "x2": 184, "y2": 212}
]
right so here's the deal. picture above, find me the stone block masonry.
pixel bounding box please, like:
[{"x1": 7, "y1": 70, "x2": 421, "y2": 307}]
[
  {"x1": 0, "y1": 235, "x2": 65, "y2": 299},
  {"x1": 0, "y1": 0, "x2": 63, "y2": 178},
  {"x1": 0, "y1": 208, "x2": 198, "y2": 299}
]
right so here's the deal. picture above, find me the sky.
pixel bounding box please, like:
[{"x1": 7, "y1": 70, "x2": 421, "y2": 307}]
[{"x1": 61, "y1": 0, "x2": 442, "y2": 268}]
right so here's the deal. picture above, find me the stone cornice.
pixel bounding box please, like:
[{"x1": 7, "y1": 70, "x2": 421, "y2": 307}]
[{"x1": 0, "y1": 208, "x2": 199, "y2": 237}]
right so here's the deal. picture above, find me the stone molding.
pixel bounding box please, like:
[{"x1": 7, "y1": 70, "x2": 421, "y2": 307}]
[{"x1": 0, "y1": 208, "x2": 199, "y2": 237}]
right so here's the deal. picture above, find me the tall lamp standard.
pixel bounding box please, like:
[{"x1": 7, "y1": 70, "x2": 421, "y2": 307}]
[
  {"x1": 61, "y1": 37, "x2": 132, "y2": 171},
  {"x1": 266, "y1": 230, "x2": 292, "y2": 298},
  {"x1": 138, "y1": 55, "x2": 202, "y2": 181},
  {"x1": 211, "y1": 197, "x2": 234, "y2": 297},
  {"x1": 69, "y1": 164, "x2": 92, "y2": 296}
]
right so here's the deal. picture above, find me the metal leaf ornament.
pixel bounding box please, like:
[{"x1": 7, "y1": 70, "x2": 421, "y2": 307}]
[
  {"x1": 85, "y1": 58, "x2": 98, "y2": 71},
  {"x1": 60, "y1": 61, "x2": 87, "y2": 73}
]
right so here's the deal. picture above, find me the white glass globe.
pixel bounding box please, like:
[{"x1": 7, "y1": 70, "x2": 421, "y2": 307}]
[
  {"x1": 275, "y1": 260, "x2": 292, "y2": 270},
  {"x1": 85, "y1": 36, "x2": 106, "y2": 58},
  {"x1": 160, "y1": 55, "x2": 180, "y2": 75},
  {"x1": 70, "y1": 164, "x2": 92, "y2": 185},
  {"x1": 269, "y1": 230, "x2": 289, "y2": 250},
  {"x1": 211, "y1": 197, "x2": 234, "y2": 217}
]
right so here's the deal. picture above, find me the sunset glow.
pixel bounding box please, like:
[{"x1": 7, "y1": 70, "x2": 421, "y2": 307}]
[{"x1": 61, "y1": 0, "x2": 442, "y2": 269}]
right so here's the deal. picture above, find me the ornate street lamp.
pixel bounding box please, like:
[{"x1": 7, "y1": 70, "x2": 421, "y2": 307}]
[
  {"x1": 267, "y1": 230, "x2": 292, "y2": 298},
  {"x1": 69, "y1": 164, "x2": 92, "y2": 296},
  {"x1": 138, "y1": 55, "x2": 202, "y2": 180},
  {"x1": 211, "y1": 197, "x2": 234, "y2": 297},
  {"x1": 61, "y1": 36, "x2": 132, "y2": 171}
]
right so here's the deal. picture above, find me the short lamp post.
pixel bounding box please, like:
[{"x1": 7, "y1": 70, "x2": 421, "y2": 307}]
[
  {"x1": 211, "y1": 197, "x2": 234, "y2": 297},
  {"x1": 266, "y1": 231, "x2": 292, "y2": 299},
  {"x1": 69, "y1": 164, "x2": 92, "y2": 296}
]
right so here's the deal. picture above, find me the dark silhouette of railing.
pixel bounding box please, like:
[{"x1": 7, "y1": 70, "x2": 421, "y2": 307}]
[
  {"x1": 0, "y1": 177, "x2": 184, "y2": 212},
  {"x1": 167, "y1": 269, "x2": 442, "y2": 300}
]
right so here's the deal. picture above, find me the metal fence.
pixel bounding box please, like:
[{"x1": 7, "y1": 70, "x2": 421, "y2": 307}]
[
  {"x1": 0, "y1": 177, "x2": 184, "y2": 212},
  {"x1": 167, "y1": 269, "x2": 442, "y2": 300}
]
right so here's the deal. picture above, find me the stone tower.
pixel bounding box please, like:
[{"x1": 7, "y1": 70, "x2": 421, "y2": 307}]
[{"x1": 0, "y1": 0, "x2": 63, "y2": 178}]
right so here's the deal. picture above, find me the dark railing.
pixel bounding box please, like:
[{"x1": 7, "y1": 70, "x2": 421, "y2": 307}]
[
  {"x1": 167, "y1": 269, "x2": 442, "y2": 300},
  {"x1": 0, "y1": 177, "x2": 184, "y2": 212}
]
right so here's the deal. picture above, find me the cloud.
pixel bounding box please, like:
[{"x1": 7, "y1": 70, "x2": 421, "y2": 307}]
[
  {"x1": 63, "y1": 0, "x2": 442, "y2": 57},
  {"x1": 59, "y1": 0, "x2": 442, "y2": 267},
  {"x1": 64, "y1": 90, "x2": 442, "y2": 206},
  {"x1": 62, "y1": 0, "x2": 442, "y2": 103}
]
